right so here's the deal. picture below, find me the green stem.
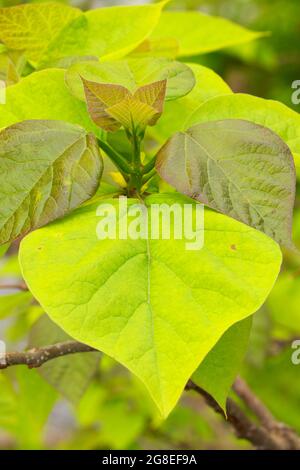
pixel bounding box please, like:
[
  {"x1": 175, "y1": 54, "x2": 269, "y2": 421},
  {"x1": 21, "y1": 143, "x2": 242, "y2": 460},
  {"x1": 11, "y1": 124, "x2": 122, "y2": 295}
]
[
  {"x1": 142, "y1": 155, "x2": 157, "y2": 175},
  {"x1": 142, "y1": 167, "x2": 157, "y2": 185},
  {"x1": 127, "y1": 128, "x2": 143, "y2": 194},
  {"x1": 97, "y1": 138, "x2": 132, "y2": 176},
  {"x1": 132, "y1": 131, "x2": 141, "y2": 171}
]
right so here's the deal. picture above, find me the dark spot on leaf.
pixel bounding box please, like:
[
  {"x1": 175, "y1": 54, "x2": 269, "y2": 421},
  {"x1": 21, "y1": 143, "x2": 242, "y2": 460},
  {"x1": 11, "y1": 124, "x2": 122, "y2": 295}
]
[{"x1": 230, "y1": 244, "x2": 237, "y2": 251}]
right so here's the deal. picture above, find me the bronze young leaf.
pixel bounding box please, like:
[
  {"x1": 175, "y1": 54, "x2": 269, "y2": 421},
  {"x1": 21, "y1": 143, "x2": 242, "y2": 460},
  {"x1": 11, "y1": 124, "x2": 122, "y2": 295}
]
[
  {"x1": 82, "y1": 78, "x2": 167, "y2": 134},
  {"x1": 82, "y1": 80, "x2": 129, "y2": 132}
]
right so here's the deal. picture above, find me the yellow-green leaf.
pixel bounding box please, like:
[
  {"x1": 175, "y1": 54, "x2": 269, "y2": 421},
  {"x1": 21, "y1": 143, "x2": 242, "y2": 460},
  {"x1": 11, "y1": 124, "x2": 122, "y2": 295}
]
[
  {"x1": 0, "y1": 68, "x2": 102, "y2": 137},
  {"x1": 0, "y1": 2, "x2": 81, "y2": 66},
  {"x1": 19, "y1": 193, "x2": 282, "y2": 416},
  {"x1": 40, "y1": 2, "x2": 166, "y2": 67},
  {"x1": 150, "y1": 11, "x2": 266, "y2": 57}
]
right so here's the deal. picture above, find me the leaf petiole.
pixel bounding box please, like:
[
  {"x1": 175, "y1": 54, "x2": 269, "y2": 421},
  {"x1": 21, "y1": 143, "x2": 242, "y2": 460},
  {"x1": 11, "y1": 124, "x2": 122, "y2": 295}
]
[
  {"x1": 142, "y1": 155, "x2": 157, "y2": 175},
  {"x1": 97, "y1": 138, "x2": 133, "y2": 177}
]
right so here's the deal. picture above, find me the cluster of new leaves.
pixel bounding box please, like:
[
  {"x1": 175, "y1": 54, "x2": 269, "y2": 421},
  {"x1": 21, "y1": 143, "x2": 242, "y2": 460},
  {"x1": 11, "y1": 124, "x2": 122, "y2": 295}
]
[{"x1": 0, "y1": 2, "x2": 298, "y2": 417}]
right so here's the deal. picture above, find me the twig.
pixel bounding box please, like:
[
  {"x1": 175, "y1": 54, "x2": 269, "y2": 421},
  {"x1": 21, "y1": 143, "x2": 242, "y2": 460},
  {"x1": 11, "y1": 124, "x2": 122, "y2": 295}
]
[
  {"x1": 185, "y1": 380, "x2": 285, "y2": 450},
  {"x1": 1, "y1": 341, "x2": 299, "y2": 449},
  {"x1": 233, "y1": 376, "x2": 277, "y2": 430},
  {"x1": 0, "y1": 341, "x2": 96, "y2": 369},
  {"x1": 186, "y1": 379, "x2": 300, "y2": 450},
  {"x1": 268, "y1": 337, "x2": 299, "y2": 356}
]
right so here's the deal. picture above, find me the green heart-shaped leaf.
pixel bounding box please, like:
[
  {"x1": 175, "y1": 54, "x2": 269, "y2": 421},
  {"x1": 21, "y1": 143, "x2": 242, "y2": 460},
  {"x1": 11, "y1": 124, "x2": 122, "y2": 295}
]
[
  {"x1": 19, "y1": 193, "x2": 281, "y2": 416},
  {"x1": 0, "y1": 120, "x2": 103, "y2": 245},
  {"x1": 65, "y1": 58, "x2": 195, "y2": 102}
]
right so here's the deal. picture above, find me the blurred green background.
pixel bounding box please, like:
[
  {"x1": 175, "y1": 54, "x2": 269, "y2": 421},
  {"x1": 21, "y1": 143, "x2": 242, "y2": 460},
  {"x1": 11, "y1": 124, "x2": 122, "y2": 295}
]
[{"x1": 0, "y1": 0, "x2": 299, "y2": 450}]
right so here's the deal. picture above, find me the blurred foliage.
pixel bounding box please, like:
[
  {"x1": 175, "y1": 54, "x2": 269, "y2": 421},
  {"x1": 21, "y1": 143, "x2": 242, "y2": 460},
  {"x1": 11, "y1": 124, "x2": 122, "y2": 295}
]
[
  {"x1": 166, "y1": 0, "x2": 300, "y2": 112},
  {"x1": 0, "y1": 0, "x2": 299, "y2": 450}
]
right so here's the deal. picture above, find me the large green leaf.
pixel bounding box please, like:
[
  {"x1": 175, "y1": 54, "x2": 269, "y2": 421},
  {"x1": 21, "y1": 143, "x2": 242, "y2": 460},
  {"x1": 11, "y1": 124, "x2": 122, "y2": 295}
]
[
  {"x1": 185, "y1": 93, "x2": 300, "y2": 162},
  {"x1": 156, "y1": 120, "x2": 295, "y2": 246},
  {"x1": 150, "y1": 11, "x2": 265, "y2": 57},
  {"x1": 0, "y1": 120, "x2": 103, "y2": 245},
  {"x1": 150, "y1": 63, "x2": 232, "y2": 144},
  {"x1": 19, "y1": 193, "x2": 281, "y2": 416},
  {"x1": 192, "y1": 317, "x2": 252, "y2": 410},
  {"x1": 65, "y1": 58, "x2": 195, "y2": 102},
  {"x1": 40, "y1": 2, "x2": 166, "y2": 67},
  {"x1": 0, "y1": 68, "x2": 102, "y2": 136},
  {"x1": 0, "y1": 2, "x2": 81, "y2": 66},
  {"x1": 29, "y1": 314, "x2": 101, "y2": 403},
  {"x1": 129, "y1": 36, "x2": 179, "y2": 59}
]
